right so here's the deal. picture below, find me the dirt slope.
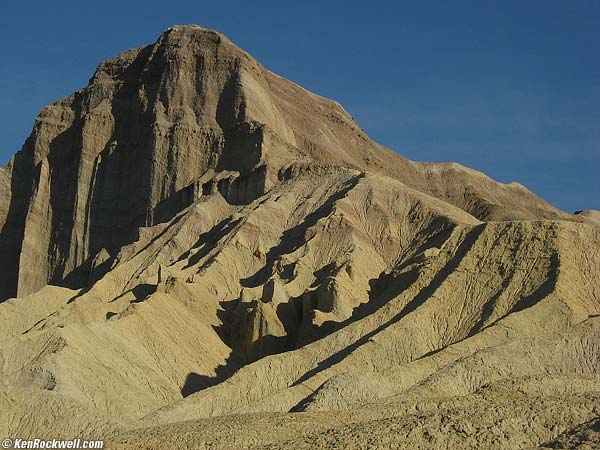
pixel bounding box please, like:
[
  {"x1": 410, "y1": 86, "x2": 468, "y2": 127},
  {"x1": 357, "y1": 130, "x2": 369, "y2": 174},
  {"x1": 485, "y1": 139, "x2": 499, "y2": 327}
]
[
  {"x1": 0, "y1": 25, "x2": 598, "y2": 449},
  {"x1": 0, "y1": 25, "x2": 578, "y2": 301}
]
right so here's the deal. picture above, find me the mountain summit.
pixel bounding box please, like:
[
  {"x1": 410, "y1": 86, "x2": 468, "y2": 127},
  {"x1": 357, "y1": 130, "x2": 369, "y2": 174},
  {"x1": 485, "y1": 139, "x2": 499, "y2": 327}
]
[
  {"x1": 0, "y1": 25, "x2": 577, "y2": 301},
  {"x1": 0, "y1": 26, "x2": 598, "y2": 449}
]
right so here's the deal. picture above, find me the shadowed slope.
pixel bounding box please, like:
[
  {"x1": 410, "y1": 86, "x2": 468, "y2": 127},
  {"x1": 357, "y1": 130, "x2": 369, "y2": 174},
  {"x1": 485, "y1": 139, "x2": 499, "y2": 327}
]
[
  {"x1": 0, "y1": 25, "x2": 598, "y2": 450},
  {"x1": 0, "y1": 25, "x2": 581, "y2": 301}
]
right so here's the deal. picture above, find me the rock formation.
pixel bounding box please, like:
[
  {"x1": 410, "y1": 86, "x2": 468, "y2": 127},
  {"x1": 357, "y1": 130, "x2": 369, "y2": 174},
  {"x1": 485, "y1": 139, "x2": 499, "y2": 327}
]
[{"x1": 0, "y1": 25, "x2": 598, "y2": 449}]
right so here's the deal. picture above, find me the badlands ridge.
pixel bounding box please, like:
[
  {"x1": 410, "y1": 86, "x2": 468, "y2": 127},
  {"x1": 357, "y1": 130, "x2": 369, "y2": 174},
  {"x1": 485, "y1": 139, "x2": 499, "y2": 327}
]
[{"x1": 0, "y1": 25, "x2": 598, "y2": 449}]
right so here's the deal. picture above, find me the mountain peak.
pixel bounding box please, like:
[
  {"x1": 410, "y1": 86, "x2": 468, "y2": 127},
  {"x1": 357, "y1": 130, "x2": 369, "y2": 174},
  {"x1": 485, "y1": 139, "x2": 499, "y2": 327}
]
[
  {"x1": 1, "y1": 26, "x2": 598, "y2": 448},
  {"x1": 0, "y1": 27, "x2": 577, "y2": 300}
]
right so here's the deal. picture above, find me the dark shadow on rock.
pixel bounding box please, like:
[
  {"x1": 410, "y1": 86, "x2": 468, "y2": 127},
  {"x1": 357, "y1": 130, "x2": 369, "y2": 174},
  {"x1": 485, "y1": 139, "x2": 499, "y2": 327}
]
[
  {"x1": 184, "y1": 295, "x2": 300, "y2": 395},
  {"x1": 298, "y1": 221, "x2": 455, "y2": 346},
  {"x1": 213, "y1": 298, "x2": 239, "y2": 344},
  {"x1": 241, "y1": 174, "x2": 364, "y2": 288},
  {"x1": 275, "y1": 297, "x2": 303, "y2": 346},
  {"x1": 0, "y1": 147, "x2": 35, "y2": 301},
  {"x1": 466, "y1": 227, "x2": 525, "y2": 336},
  {"x1": 181, "y1": 353, "x2": 244, "y2": 398},
  {"x1": 510, "y1": 251, "x2": 559, "y2": 313},
  {"x1": 183, "y1": 225, "x2": 478, "y2": 398},
  {"x1": 537, "y1": 416, "x2": 600, "y2": 448},
  {"x1": 292, "y1": 224, "x2": 485, "y2": 386},
  {"x1": 181, "y1": 373, "x2": 215, "y2": 397},
  {"x1": 218, "y1": 296, "x2": 297, "y2": 359},
  {"x1": 60, "y1": 249, "x2": 117, "y2": 292},
  {"x1": 310, "y1": 262, "x2": 337, "y2": 288},
  {"x1": 69, "y1": 282, "x2": 157, "y2": 306},
  {"x1": 180, "y1": 217, "x2": 241, "y2": 269},
  {"x1": 66, "y1": 285, "x2": 94, "y2": 305},
  {"x1": 179, "y1": 336, "x2": 290, "y2": 398},
  {"x1": 130, "y1": 283, "x2": 157, "y2": 303}
]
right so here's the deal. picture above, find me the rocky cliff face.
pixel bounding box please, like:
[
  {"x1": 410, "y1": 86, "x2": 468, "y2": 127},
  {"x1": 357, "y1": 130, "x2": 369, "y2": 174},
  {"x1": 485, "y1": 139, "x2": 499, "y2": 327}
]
[
  {"x1": 0, "y1": 25, "x2": 576, "y2": 301},
  {"x1": 0, "y1": 25, "x2": 598, "y2": 450},
  {"x1": 1, "y1": 26, "x2": 278, "y2": 299}
]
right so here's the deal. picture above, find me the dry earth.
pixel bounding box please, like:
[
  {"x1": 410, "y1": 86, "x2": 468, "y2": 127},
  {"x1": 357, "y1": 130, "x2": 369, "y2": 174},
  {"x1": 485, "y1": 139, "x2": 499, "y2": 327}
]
[{"x1": 0, "y1": 25, "x2": 598, "y2": 449}]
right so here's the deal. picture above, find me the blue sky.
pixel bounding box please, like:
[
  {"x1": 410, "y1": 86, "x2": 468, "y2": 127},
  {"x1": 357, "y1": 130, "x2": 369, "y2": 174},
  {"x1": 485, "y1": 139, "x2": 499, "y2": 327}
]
[{"x1": 1, "y1": 0, "x2": 598, "y2": 211}]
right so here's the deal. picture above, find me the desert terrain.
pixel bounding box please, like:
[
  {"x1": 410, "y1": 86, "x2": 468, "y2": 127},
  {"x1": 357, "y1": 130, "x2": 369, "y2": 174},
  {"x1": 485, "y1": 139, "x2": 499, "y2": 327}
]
[{"x1": 0, "y1": 25, "x2": 598, "y2": 449}]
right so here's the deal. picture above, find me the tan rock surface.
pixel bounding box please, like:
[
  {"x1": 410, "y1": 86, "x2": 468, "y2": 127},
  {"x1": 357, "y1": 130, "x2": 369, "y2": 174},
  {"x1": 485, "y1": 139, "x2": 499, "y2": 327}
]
[
  {"x1": 576, "y1": 209, "x2": 600, "y2": 226},
  {"x1": 0, "y1": 25, "x2": 581, "y2": 301},
  {"x1": 0, "y1": 25, "x2": 598, "y2": 449}
]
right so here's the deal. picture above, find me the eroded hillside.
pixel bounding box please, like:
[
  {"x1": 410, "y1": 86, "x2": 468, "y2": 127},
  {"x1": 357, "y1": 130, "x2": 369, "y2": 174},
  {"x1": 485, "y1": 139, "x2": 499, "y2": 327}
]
[{"x1": 0, "y1": 25, "x2": 598, "y2": 449}]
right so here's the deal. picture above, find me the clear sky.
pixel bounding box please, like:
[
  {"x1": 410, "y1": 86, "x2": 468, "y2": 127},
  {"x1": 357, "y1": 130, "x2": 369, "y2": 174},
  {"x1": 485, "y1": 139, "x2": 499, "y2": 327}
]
[{"x1": 1, "y1": 0, "x2": 598, "y2": 212}]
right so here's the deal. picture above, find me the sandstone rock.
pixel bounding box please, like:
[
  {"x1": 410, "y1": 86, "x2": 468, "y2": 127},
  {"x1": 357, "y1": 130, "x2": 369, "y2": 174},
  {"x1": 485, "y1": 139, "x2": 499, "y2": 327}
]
[
  {"x1": 0, "y1": 25, "x2": 598, "y2": 449},
  {"x1": 0, "y1": 26, "x2": 580, "y2": 301}
]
